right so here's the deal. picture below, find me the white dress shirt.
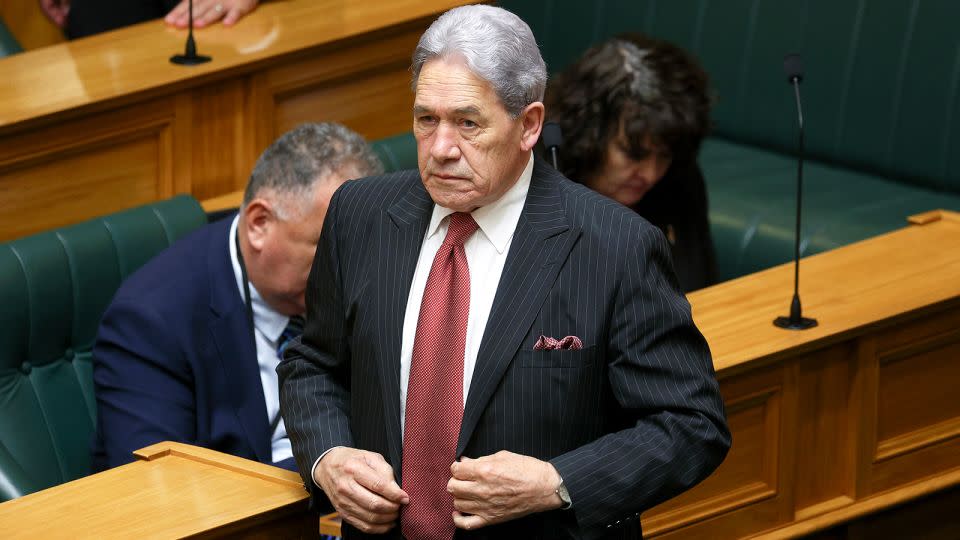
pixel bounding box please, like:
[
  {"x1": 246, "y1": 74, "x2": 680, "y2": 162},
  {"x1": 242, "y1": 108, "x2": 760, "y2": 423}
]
[
  {"x1": 229, "y1": 216, "x2": 294, "y2": 465},
  {"x1": 399, "y1": 154, "x2": 533, "y2": 436}
]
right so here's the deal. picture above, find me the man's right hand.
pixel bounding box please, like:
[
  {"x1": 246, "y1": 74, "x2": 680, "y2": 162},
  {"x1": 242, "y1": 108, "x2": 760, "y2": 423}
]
[{"x1": 315, "y1": 447, "x2": 409, "y2": 534}]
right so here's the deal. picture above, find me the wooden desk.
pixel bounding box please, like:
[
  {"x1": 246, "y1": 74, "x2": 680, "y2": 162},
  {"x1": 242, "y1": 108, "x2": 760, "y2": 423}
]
[
  {"x1": 0, "y1": 0, "x2": 468, "y2": 241},
  {"x1": 0, "y1": 442, "x2": 313, "y2": 538},
  {"x1": 642, "y1": 210, "x2": 960, "y2": 538}
]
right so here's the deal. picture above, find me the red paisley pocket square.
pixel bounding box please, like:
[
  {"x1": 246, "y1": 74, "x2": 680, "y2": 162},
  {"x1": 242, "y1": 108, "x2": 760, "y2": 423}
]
[{"x1": 533, "y1": 335, "x2": 583, "y2": 350}]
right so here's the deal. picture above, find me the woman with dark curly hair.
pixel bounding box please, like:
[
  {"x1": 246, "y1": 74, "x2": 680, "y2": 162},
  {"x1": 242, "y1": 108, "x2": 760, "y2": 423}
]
[{"x1": 545, "y1": 33, "x2": 717, "y2": 291}]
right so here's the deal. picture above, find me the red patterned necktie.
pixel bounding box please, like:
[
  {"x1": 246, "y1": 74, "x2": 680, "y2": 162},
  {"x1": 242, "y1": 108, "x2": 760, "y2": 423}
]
[{"x1": 401, "y1": 212, "x2": 478, "y2": 540}]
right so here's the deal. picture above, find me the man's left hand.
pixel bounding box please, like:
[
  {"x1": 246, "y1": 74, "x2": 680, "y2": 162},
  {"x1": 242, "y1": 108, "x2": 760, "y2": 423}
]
[{"x1": 447, "y1": 450, "x2": 565, "y2": 530}]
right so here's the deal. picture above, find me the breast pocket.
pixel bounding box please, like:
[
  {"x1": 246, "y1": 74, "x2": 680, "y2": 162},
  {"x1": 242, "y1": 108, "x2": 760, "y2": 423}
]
[
  {"x1": 502, "y1": 345, "x2": 605, "y2": 455},
  {"x1": 518, "y1": 345, "x2": 597, "y2": 368}
]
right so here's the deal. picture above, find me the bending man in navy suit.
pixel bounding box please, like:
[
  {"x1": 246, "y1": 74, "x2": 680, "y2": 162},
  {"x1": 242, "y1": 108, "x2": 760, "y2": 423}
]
[
  {"x1": 92, "y1": 122, "x2": 383, "y2": 472},
  {"x1": 279, "y1": 6, "x2": 731, "y2": 539}
]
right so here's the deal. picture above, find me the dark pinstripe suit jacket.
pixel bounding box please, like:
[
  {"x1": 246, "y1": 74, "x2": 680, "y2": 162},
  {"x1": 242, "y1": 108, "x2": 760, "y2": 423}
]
[{"x1": 279, "y1": 159, "x2": 730, "y2": 540}]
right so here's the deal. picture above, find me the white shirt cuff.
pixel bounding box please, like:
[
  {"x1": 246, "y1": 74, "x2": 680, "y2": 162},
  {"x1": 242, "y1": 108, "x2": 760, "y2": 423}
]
[{"x1": 311, "y1": 446, "x2": 344, "y2": 489}]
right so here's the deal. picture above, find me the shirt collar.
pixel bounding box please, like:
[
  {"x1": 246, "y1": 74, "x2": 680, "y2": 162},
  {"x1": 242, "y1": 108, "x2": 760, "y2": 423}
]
[
  {"x1": 229, "y1": 216, "x2": 290, "y2": 342},
  {"x1": 425, "y1": 153, "x2": 533, "y2": 254}
]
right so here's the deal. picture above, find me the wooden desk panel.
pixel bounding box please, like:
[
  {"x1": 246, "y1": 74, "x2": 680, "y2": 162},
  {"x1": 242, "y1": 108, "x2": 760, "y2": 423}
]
[
  {"x1": 642, "y1": 211, "x2": 960, "y2": 538},
  {"x1": 0, "y1": 96, "x2": 191, "y2": 239},
  {"x1": 0, "y1": 0, "x2": 467, "y2": 241},
  {"x1": 260, "y1": 26, "x2": 422, "y2": 144},
  {"x1": 644, "y1": 364, "x2": 795, "y2": 539}
]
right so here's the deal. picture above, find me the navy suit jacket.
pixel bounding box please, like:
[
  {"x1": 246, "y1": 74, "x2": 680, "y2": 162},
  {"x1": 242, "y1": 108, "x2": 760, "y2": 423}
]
[
  {"x1": 92, "y1": 215, "x2": 296, "y2": 472},
  {"x1": 279, "y1": 159, "x2": 730, "y2": 539}
]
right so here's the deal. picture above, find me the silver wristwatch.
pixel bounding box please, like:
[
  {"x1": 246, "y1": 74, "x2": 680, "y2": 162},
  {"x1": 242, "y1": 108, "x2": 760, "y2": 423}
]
[{"x1": 555, "y1": 477, "x2": 572, "y2": 510}]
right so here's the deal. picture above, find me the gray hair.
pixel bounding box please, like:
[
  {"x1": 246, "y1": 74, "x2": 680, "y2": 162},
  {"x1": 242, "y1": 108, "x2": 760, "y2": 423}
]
[
  {"x1": 411, "y1": 5, "x2": 547, "y2": 118},
  {"x1": 243, "y1": 122, "x2": 383, "y2": 218}
]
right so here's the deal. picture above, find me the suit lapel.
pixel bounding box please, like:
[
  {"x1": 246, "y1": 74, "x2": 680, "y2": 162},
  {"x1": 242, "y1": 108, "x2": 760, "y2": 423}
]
[
  {"x1": 377, "y1": 175, "x2": 433, "y2": 467},
  {"x1": 457, "y1": 160, "x2": 581, "y2": 455},
  {"x1": 208, "y1": 218, "x2": 272, "y2": 464}
]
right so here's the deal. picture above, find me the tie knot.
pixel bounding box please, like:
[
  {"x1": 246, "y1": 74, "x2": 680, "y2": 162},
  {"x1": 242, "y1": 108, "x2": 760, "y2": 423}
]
[{"x1": 443, "y1": 212, "x2": 478, "y2": 246}]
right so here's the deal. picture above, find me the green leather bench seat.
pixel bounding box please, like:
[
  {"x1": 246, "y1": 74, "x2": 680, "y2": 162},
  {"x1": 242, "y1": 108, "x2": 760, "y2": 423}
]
[
  {"x1": 0, "y1": 195, "x2": 207, "y2": 502},
  {"x1": 701, "y1": 139, "x2": 960, "y2": 280}
]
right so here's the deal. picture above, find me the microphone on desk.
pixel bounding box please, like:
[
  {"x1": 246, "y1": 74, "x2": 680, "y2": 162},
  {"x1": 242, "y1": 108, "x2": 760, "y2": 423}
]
[
  {"x1": 542, "y1": 121, "x2": 563, "y2": 170},
  {"x1": 170, "y1": 0, "x2": 212, "y2": 65},
  {"x1": 774, "y1": 53, "x2": 817, "y2": 330}
]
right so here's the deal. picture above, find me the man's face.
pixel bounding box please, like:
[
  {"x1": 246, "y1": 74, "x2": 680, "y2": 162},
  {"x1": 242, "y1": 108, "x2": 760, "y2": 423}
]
[
  {"x1": 413, "y1": 56, "x2": 542, "y2": 212},
  {"x1": 589, "y1": 134, "x2": 672, "y2": 207},
  {"x1": 250, "y1": 166, "x2": 358, "y2": 316}
]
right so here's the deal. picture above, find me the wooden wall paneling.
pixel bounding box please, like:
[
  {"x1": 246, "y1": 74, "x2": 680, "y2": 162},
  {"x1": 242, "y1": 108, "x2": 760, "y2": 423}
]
[
  {"x1": 875, "y1": 333, "x2": 960, "y2": 461},
  {"x1": 186, "y1": 78, "x2": 255, "y2": 200},
  {"x1": 645, "y1": 363, "x2": 797, "y2": 539},
  {"x1": 274, "y1": 61, "x2": 415, "y2": 141},
  {"x1": 793, "y1": 342, "x2": 858, "y2": 520},
  {"x1": 868, "y1": 307, "x2": 960, "y2": 494},
  {"x1": 264, "y1": 24, "x2": 423, "y2": 143},
  {"x1": 0, "y1": 98, "x2": 180, "y2": 241}
]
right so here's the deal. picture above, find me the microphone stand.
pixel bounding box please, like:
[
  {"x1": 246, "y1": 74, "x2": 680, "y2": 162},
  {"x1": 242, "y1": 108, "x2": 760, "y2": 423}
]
[
  {"x1": 774, "y1": 54, "x2": 817, "y2": 330},
  {"x1": 170, "y1": 0, "x2": 211, "y2": 65}
]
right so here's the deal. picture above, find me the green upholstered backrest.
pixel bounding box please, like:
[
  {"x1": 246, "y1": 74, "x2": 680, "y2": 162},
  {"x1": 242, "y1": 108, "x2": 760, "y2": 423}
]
[
  {"x1": 371, "y1": 132, "x2": 419, "y2": 173},
  {"x1": 0, "y1": 195, "x2": 206, "y2": 502},
  {"x1": 0, "y1": 15, "x2": 23, "y2": 57},
  {"x1": 501, "y1": 0, "x2": 960, "y2": 194}
]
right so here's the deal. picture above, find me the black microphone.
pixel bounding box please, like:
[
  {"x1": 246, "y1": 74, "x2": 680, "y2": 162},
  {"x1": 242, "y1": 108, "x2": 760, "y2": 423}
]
[
  {"x1": 170, "y1": 0, "x2": 212, "y2": 65},
  {"x1": 774, "y1": 53, "x2": 817, "y2": 330},
  {"x1": 542, "y1": 121, "x2": 563, "y2": 170}
]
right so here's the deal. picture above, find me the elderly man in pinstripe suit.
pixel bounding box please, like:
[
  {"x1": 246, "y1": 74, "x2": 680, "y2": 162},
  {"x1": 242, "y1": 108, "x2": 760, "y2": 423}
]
[{"x1": 279, "y1": 5, "x2": 730, "y2": 539}]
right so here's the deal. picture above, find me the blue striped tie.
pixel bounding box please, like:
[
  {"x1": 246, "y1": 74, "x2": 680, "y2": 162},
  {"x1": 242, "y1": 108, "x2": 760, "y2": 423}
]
[{"x1": 277, "y1": 315, "x2": 304, "y2": 360}]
